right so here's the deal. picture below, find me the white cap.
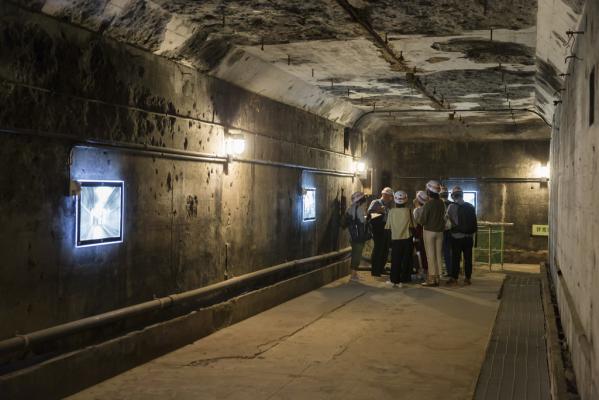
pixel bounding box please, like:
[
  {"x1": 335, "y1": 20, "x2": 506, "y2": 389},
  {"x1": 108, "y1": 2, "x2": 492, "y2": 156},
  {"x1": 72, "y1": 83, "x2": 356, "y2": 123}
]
[
  {"x1": 394, "y1": 190, "x2": 408, "y2": 204},
  {"x1": 351, "y1": 191, "x2": 365, "y2": 204},
  {"x1": 416, "y1": 190, "x2": 429, "y2": 204},
  {"x1": 426, "y1": 180, "x2": 441, "y2": 194},
  {"x1": 381, "y1": 187, "x2": 394, "y2": 196}
]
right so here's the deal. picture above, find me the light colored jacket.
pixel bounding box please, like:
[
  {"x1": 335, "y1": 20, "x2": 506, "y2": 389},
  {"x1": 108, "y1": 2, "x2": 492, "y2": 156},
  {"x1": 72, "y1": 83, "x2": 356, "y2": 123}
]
[{"x1": 385, "y1": 207, "x2": 413, "y2": 240}]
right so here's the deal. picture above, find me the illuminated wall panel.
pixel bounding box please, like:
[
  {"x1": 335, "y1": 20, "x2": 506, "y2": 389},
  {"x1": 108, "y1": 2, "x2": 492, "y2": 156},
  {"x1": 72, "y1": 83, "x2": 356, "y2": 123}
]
[
  {"x1": 76, "y1": 180, "x2": 124, "y2": 247},
  {"x1": 302, "y1": 188, "x2": 316, "y2": 221}
]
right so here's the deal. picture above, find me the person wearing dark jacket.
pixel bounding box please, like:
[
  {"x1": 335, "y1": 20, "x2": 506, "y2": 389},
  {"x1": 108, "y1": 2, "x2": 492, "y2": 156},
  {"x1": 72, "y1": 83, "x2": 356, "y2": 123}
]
[
  {"x1": 343, "y1": 192, "x2": 371, "y2": 281},
  {"x1": 367, "y1": 187, "x2": 395, "y2": 276},
  {"x1": 412, "y1": 191, "x2": 429, "y2": 280},
  {"x1": 440, "y1": 185, "x2": 453, "y2": 277},
  {"x1": 385, "y1": 190, "x2": 414, "y2": 288},
  {"x1": 415, "y1": 180, "x2": 446, "y2": 287},
  {"x1": 446, "y1": 186, "x2": 477, "y2": 285}
]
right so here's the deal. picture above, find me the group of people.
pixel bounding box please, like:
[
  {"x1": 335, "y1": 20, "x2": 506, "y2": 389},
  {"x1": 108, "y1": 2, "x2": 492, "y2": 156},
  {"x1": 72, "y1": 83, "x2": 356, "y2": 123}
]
[{"x1": 343, "y1": 180, "x2": 478, "y2": 288}]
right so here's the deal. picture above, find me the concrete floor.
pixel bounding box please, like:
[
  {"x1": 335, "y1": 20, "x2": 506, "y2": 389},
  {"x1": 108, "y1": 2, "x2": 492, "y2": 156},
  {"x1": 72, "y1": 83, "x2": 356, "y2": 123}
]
[{"x1": 71, "y1": 267, "x2": 506, "y2": 400}]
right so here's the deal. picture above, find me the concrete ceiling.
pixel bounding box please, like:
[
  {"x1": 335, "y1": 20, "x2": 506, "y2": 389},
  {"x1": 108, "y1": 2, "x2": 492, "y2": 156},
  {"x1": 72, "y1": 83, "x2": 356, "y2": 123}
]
[{"x1": 18, "y1": 0, "x2": 585, "y2": 139}]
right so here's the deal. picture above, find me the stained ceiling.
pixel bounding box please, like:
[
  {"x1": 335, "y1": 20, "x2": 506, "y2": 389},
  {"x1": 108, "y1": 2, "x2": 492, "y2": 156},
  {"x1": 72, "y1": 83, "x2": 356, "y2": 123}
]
[{"x1": 17, "y1": 0, "x2": 586, "y2": 139}]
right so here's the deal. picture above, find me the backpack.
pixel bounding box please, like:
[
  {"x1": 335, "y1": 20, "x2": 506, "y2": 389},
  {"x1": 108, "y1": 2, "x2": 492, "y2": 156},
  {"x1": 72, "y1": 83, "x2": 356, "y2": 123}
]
[
  {"x1": 452, "y1": 203, "x2": 477, "y2": 234},
  {"x1": 345, "y1": 206, "x2": 372, "y2": 243}
]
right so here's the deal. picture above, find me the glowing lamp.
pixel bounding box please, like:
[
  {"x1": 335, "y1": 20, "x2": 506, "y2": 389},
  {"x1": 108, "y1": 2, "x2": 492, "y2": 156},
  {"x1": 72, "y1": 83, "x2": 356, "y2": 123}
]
[
  {"x1": 353, "y1": 160, "x2": 367, "y2": 174},
  {"x1": 534, "y1": 163, "x2": 550, "y2": 180},
  {"x1": 76, "y1": 180, "x2": 124, "y2": 247},
  {"x1": 225, "y1": 134, "x2": 246, "y2": 156}
]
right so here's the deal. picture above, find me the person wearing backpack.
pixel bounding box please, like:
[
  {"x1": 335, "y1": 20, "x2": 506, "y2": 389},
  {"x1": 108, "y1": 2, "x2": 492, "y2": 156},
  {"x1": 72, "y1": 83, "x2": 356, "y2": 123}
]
[
  {"x1": 446, "y1": 186, "x2": 478, "y2": 285},
  {"x1": 343, "y1": 191, "x2": 372, "y2": 281}
]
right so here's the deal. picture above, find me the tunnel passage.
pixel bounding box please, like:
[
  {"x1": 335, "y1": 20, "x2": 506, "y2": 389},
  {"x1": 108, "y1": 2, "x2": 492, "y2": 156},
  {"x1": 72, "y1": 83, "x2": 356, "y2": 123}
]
[{"x1": 0, "y1": 0, "x2": 596, "y2": 399}]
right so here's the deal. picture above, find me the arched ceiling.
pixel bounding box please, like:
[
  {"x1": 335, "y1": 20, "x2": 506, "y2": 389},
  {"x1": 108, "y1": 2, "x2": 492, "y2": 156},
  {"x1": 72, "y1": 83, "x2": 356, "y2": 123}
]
[{"x1": 15, "y1": 0, "x2": 586, "y2": 139}]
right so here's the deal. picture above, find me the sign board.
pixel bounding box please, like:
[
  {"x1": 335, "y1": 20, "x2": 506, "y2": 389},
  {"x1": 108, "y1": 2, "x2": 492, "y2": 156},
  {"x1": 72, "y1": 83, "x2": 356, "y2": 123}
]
[{"x1": 532, "y1": 224, "x2": 549, "y2": 236}]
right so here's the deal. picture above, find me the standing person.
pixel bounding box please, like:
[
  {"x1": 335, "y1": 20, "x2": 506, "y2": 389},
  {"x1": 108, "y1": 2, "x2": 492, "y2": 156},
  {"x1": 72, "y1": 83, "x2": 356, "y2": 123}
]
[
  {"x1": 367, "y1": 187, "x2": 395, "y2": 277},
  {"x1": 385, "y1": 191, "x2": 414, "y2": 288},
  {"x1": 415, "y1": 180, "x2": 446, "y2": 287},
  {"x1": 440, "y1": 185, "x2": 453, "y2": 278},
  {"x1": 447, "y1": 186, "x2": 478, "y2": 285},
  {"x1": 412, "y1": 191, "x2": 429, "y2": 281},
  {"x1": 343, "y1": 192, "x2": 372, "y2": 281}
]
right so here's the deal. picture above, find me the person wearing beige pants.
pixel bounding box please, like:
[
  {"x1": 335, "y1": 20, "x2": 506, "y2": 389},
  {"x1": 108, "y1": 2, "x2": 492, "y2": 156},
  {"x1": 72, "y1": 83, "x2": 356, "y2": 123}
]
[
  {"x1": 423, "y1": 230, "x2": 444, "y2": 284},
  {"x1": 414, "y1": 180, "x2": 447, "y2": 286}
]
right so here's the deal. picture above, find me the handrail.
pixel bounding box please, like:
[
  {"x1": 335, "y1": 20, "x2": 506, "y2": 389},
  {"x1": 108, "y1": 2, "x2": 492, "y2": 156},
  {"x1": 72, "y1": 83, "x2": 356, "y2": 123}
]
[
  {"x1": 0, "y1": 248, "x2": 351, "y2": 357},
  {"x1": 0, "y1": 127, "x2": 356, "y2": 178},
  {"x1": 477, "y1": 221, "x2": 515, "y2": 226}
]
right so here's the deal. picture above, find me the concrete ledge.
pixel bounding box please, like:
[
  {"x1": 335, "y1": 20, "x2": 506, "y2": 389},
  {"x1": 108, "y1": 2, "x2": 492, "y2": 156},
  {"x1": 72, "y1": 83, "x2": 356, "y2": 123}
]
[
  {"x1": 539, "y1": 262, "x2": 570, "y2": 399},
  {"x1": 0, "y1": 259, "x2": 350, "y2": 400},
  {"x1": 549, "y1": 264, "x2": 593, "y2": 399}
]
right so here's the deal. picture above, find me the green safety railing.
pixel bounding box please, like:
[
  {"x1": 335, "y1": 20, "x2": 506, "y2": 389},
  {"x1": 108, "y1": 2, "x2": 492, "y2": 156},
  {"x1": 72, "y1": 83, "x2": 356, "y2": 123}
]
[{"x1": 474, "y1": 221, "x2": 514, "y2": 270}]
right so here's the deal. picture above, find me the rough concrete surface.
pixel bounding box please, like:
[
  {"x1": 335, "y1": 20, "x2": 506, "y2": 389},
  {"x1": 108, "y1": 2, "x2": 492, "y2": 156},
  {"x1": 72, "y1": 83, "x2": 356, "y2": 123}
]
[
  {"x1": 366, "y1": 139, "x2": 549, "y2": 263},
  {"x1": 535, "y1": 0, "x2": 584, "y2": 120},
  {"x1": 70, "y1": 268, "x2": 504, "y2": 400},
  {"x1": 363, "y1": 0, "x2": 536, "y2": 36},
  {"x1": 0, "y1": 3, "x2": 360, "y2": 340},
  {"x1": 0, "y1": 259, "x2": 350, "y2": 400},
  {"x1": 19, "y1": 0, "x2": 550, "y2": 131},
  {"x1": 550, "y1": 1, "x2": 599, "y2": 398}
]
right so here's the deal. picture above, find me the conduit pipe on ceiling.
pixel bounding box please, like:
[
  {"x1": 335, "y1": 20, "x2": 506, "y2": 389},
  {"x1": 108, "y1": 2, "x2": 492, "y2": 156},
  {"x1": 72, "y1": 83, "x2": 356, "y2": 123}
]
[
  {"x1": 352, "y1": 108, "x2": 552, "y2": 130},
  {"x1": 395, "y1": 176, "x2": 549, "y2": 183},
  {"x1": 0, "y1": 248, "x2": 351, "y2": 357}
]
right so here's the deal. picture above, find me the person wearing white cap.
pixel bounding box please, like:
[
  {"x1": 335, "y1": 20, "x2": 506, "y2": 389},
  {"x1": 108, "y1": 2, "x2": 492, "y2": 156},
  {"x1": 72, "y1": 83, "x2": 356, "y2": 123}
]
[
  {"x1": 446, "y1": 186, "x2": 478, "y2": 285},
  {"x1": 440, "y1": 185, "x2": 453, "y2": 278},
  {"x1": 414, "y1": 180, "x2": 447, "y2": 287},
  {"x1": 367, "y1": 187, "x2": 395, "y2": 276},
  {"x1": 412, "y1": 190, "x2": 429, "y2": 279},
  {"x1": 384, "y1": 191, "x2": 414, "y2": 287},
  {"x1": 342, "y1": 192, "x2": 371, "y2": 281}
]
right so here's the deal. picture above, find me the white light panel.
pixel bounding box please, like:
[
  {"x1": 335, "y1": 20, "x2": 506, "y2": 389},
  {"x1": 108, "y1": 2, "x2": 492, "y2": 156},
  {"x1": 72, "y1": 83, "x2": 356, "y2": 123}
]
[
  {"x1": 463, "y1": 191, "x2": 477, "y2": 210},
  {"x1": 76, "y1": 180, "x2": 124, "y2": 247},
  {"x1": 303, "y1": 188, "x2": 316, "y2": 221}
]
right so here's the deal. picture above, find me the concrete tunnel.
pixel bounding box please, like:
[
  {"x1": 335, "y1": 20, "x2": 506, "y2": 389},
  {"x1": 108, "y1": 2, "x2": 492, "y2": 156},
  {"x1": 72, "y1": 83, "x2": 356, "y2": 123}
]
[{"x1": 0, "y1": 0, "x2": 597, "y2": 399}]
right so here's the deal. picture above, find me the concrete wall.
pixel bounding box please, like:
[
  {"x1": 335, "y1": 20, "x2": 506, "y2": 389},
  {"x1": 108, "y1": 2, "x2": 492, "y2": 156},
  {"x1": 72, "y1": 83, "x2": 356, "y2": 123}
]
[
  {"x1": 366, "y1": 138, "x2": 550, "y2": 263},
  {"x1": 0, "y1": 3, "x2": 360, "y2": 340},
  {"x1": 550, "y1": 0, "x2": 599, "y2": 397}
]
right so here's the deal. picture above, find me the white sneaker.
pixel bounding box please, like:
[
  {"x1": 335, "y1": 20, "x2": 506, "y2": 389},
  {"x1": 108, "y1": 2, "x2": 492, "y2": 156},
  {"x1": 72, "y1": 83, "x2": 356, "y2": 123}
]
[{"x1": 397, "y1": 282, "x2": 403, "y2": 288}]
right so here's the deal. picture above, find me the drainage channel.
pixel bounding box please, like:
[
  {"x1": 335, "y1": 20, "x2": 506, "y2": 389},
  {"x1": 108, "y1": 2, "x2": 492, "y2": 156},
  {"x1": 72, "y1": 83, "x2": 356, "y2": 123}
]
[{"x1": 474, "y1": 274, "x2": 550, "y2": 400}]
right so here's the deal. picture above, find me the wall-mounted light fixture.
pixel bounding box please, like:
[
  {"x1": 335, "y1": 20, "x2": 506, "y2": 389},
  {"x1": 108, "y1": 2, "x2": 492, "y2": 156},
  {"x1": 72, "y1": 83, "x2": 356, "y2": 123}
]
[
  {"x1": 75, "y1": 180, "x2": 124, "y2": 248},
  {"x1": 352, "y1": 160, "x2": 368, "y2": 180},
  {"x1": 534, "y1": 163, "x2": 550, "y2": 182},
  {"x1": 225, "y1": 134, "x2": 246, "y2": 159}
]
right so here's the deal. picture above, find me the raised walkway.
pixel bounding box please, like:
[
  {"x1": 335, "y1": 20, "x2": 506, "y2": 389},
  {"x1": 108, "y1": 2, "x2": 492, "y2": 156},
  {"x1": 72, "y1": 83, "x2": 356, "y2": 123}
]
[{"x1": 70, "y1": 265, "x2": 515, "y2": 400}]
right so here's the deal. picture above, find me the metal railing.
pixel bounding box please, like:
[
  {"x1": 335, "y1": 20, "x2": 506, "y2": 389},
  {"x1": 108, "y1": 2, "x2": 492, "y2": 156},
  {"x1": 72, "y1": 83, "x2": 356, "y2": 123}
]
[{"x1": 474, "y1": 221, "x2": 514, "y2": 270}]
